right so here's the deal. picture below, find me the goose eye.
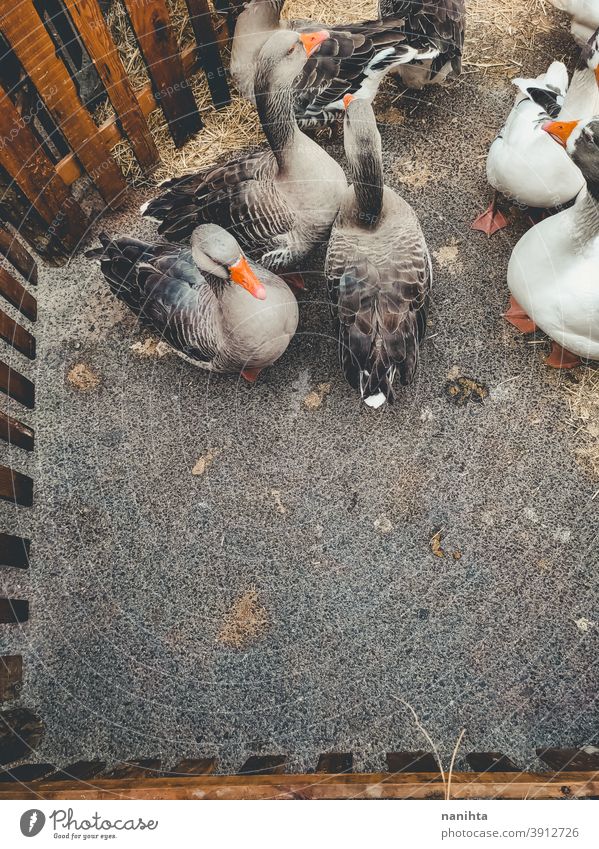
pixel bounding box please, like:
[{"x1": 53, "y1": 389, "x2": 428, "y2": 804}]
[{"x1": 286, "y1": 45, "x2": 296, "y2": 55}]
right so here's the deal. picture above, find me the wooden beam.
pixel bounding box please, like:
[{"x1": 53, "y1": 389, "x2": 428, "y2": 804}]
[
  {"x1": 0, "y1": 227, "x2": 37, "y2": 285},
  {"x1": 0, "y1": 533, "x2": 30, "y2": 569},
  {"x1": 62, "y1": 0, "x2": 159, "y2": 171},
  {"x1": 0, "y1": 771, "x2": 597, "y2": 800},
  {"x1": 386, "y1": 751, "x2": 439, "y2": 773},
  {"x1": 0, "y1": 465, "x2": 33, "y2": 506},
  {"x1": 0, "y1": 267, "x2": 36, "y2": 322},
  {"x1": 104, "y1": 759, "x2": 161, "y2": 778},
  {"x1": 55, "y1": 45, "x2": 198, "y2": 186},
  {"x1": 0, "y1": 0, "x2": 126, "y2": 208},
  {"x1": 0, "y1": 309, "x2": 35, "y2": 359},
  {"x1": 122, "y1": 0, "x2": 202, "y2": 147},
  {"x1": 0, "y1": 409, "x2": 34, "y2": 451},
  {"x1": 162, "y1": 758, "x2": 216, "y2": 776},
  {"x1": 466, "y1": 752, "x2": 520, "y2": 773},
  {"x1": 316, "y1": 753, "x2": 353, "y2": 773},
  {"x1": 0, "y1": 598, "x2": 29, "y2": 624},
  {"x1": 0, "y1": 656, "x2": 22, "y2": 701},
  {"x1": 238, "y1": 756, "x2": 286, "y2": 776},
  {"x1": 0, "y1": 82, "x2": 88, "y2": 251},
  {"x1": 0, "y1": 361, "x2": 34, "y2": 409},
  {"x1": 537, "y1": 747, "x2": 599, "y2": 771},
  {"x1": 183, "y1": 0, "x2": 230, "y2": 107}
]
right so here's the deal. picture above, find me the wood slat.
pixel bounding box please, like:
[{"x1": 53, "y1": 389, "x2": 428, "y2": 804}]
[
  {"x1": 0, "y1": 656, "x2": 22, "y2": 701},
  {"x1": 537, "y1": 747, "x2": 599, "y2": 772},
  {"x1": 0, "y1": 465, "x2": 33, "y2": 506},
  {"x1": 386, "y1": 751, "x2": 440, "y2": 773},
  {"x1": 0, "y1": 361, "x2": 34, "y2": 408},
  {"x1": 0, "y1": 409, "x2": 34, "y2": 451},
  {"x1": 56, "y1": 44, "x2": 197, "y2": 185},
  {"x1": 238, "y1": 756, "x2": 286, "y2": 776},
  {"x1": 184, "y1": 0, "x2": 230, "y2": 108},
  {"x1": 0, "y1": 227, "x2": 37, "y2": 285},
  {"x1": 0, "y1": 708, "x2": 44, "y2": 765},
  {"x1": 316, "y1": 753, "x2": 353, "y2": 773},
  {"x1": 0, "y1": 533, "x2": 30, "y2": 569},
  {"x1": 122, "y1": 0, "x2": 202, "y2": 147},
  {"x1": 0, "y1": 1, "x2": 126, "y2": 208},
  {"x1": 0, "y1": 267, "x2": 36, "y2": 321},
  {"x1": 0, "y1": 771, "x2": 598, "y2": 800},
  {"x1": 162, "y1": 758, "x2": 216, "y2": 776},
  {"x1": 63, "y1": 0, "x2": 159, "y2": 171},
  {"x1": 0, "y1": 763, "x2": 55, "y2": 782},
  {"x1": 0, "y1": 309, "x2": 35, "y2": 359},
  {"x1": 105, "y1": 759, "x2": 161, "y2": 778},
  {"x1": 466, "y1": 752, "x2": 520, "y2": 773},
  {"x1": 0, "y1": 598, "x2": 29, "y2": 624},
  {"x1": 46, "y1": 761, "x2": 106, "y2": 781},
  {"x1": 0, "y1": 82, "x2": 87, "y2": 251}
]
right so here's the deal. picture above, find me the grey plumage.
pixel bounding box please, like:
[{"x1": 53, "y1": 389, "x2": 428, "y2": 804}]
[{"x1": 325, "y1": 99, "x2": 431, "y2": 407}]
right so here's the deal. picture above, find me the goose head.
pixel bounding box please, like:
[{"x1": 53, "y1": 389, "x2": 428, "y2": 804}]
[
  {"x1": 342, "y1": 95, "x2": 382, "y2": 170},
  {"x1": 191, "y1": 225, "x2": 266, "y2": 300},
  {"x1": 579, "y1": 26, "x2": 599, "y2": 82},
  {"x1": 542, "y1": 117, "x2": 599, "y2": 186},
  {"x1": 254, "y1": 29, "x2": 329, "y2": 100}
]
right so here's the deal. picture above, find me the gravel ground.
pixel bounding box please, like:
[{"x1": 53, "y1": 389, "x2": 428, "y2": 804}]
[{"x1": 1, "y1": 8, "x2": 598, "y2": 774}]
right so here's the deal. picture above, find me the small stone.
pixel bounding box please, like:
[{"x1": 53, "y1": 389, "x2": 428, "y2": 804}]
[
  {"x1": 271, "y1": 489, "x2": 287, "y2": 515},
  {"x1": 192, "y1": 448, "x2": 219, "y2": 477},
  {"x1": 430, "y1": 529, "x2": 445, "y2": 558},
  {"x1": 304, "y1": 382, "x2": 332, "y2": 410},
  {"x1": 374, "y1": 515, "x2": 393, "y2": 534},
  {"x1": 575, "y1": 617, "x2": 595, "y2": 632}
]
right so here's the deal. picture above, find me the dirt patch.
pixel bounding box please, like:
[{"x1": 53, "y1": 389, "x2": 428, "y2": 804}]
[
  {"x1": 564, "y1": 368, "x2": 599, "y2": 479},
  {"x1": 304, "y1": 382, "x2": 332, "y2": 410},
  {"x1": 444, "y1": 375, "x2": 489, "y2": 406},
  {"x1": 67, "y1": 363, "x2": 100, "y2": 392},
  {"x1": 217, "y1": 589, "x2": 269, "y2": 649},
  {"x1": 192, "y1": 448, "x2": 220, "y2": 477},
  {"x1": 433, "y1": 240, "x2": 463, "y2": 275}
]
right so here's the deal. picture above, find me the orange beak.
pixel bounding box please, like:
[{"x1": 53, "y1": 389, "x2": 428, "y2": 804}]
[
  {"x1": 542, "y1": 119, "x2": 579, "y2": 147},
  {"x1": 595, "y1": 66, "x2": 599, "y2": 85},
  {"x1": 229, "y1": 256, "x2": 266, "y2": 300},
  {"x1": 343, "y1": 93, "x2": 354, "y2": 109},
  {"x1": 299, "y1": 30, "x2": 329, "y2": 57}
]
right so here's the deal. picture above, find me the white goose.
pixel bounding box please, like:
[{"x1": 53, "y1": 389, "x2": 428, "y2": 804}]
[
  {"x1": 472, "y1": 31, "x2": 599, "y2": 235},
  {"x1": 506, "y1": 116, "x2": 599, "y2": 367},
  {"x1": 549, "y1": 0, "x2": 599, "y2": 45}
]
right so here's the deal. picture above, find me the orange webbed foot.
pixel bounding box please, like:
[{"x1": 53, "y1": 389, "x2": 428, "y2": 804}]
[
  {"x1": 504, "y1": 296, "x2": 538, "y2": 334},
  {"x1": 471, "y1": 203, "x2": 508, "y2": 236},
  {"x1": 545, "y1": 342, "x2": 581, "y2": 369},
  {"x1": 241, "y1": 367, "x2": 263, "y2": 383}
]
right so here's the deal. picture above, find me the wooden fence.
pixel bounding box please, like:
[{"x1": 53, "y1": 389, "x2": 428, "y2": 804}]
[{"x1": 0, "y1": 0, "x2": 230, "y2": 263}]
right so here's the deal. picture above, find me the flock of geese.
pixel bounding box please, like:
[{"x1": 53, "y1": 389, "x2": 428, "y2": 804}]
[{"x1": 87, "y1": 0, "x2": 599, "y2": 408}]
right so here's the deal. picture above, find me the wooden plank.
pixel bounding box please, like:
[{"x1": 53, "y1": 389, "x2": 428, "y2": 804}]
[
  {"x1": 0, "y1": 82, "x2": 87, "y2": 250},
  {"x1": 466, "y1": 752, "x2": 520, "y2": 773},
  {"x1": 162, "y1": 758, "x2": 216, "y2": 776},
  {"x1": 46, "y1": 761, "x2": 106, "y2": 781},
  {"x1": 537, "y1": 747, "x2": 599, "y2": 771},
  {"x1": 0, "y1": 309, "x2": 35, "y2": 359},
  {"x1": 183, "y1": 0, "x2": 230, "y2": 108},
  {"x1": 0, "y1": 599, "x2": 29, "y2": 624},
  {"x1": 62, "y1": 0, "x2": 159, "y2": 171},
  {"x1": 0, "y1": 771, "x2": 598, "y2": 800},
  {"x1": 316, "y1": 753, "x2": 353, "y2": 773},
  {"x1": 122, "y1": 0, "x2": 202, "y2": 147},
  {"x1": 0, "y1": 465, "x2": 33, "y2": 506},
  {"x1": 0, "y1": 227, "x2": 38, "y2": 285},
  {"x1": 0, "y1": 267, "x2": 36, "y2": 321},
  {"x1": 0, "y1": 1, "x2": 126, "y2": 208},
  {"x1": 105, "y1": 759, "x2": 161, "y2": 778},
  {"x1": 0, "y1": 361, "x2": 34, "y2": 409},
  {"x1": 386, "y1": 751, "x2": 440, "y2": 773},
  {"x1": 56, "y1": 44, "x2": 198, "y2": 185},
  {"x1": 238, "y1": 756, "x2": 286, "y2": 776},
  {"x1": 0, "y1": 708, "x2": 44, "y2": 765},
  {"x1": 0, "y1": 656, "x2": 22, "y2": 701},
  {"x1": 0, "y1": 410, "x2": 34, "y2": 451},
  {"x1": 0, "y1": 533, "x2": 30, "y2": 569},
  {"x1": 0, "y1": 763, "x2": 55, "y2": 782}
]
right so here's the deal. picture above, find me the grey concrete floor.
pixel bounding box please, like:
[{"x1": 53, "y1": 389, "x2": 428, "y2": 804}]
[{"x1": 1, "y1": 21, "x2": 598, "y2": 773}]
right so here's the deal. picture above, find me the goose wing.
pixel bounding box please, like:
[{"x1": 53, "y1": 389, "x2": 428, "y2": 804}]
[
  {"x1": 326, "y1": 218, "x2": 430, "y2": 401},
  {"x1": 141, "y1": 150, "x2": 295, "y2": 254},
  {"x1": 86, "y1": 235, "x2": 219, "y2": 363},
  {"x1": 379, "y1": 0, "x2": 465, "y2": 75}
]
